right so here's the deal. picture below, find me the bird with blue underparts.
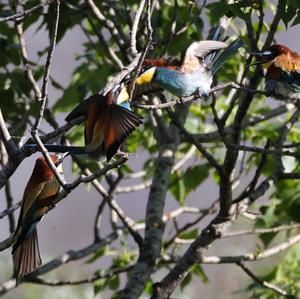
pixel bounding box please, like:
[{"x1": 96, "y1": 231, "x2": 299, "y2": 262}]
[
  {"x1": 12, "y1": 154, "x2": 66, "y2": 282},
  {"x1": 251, "y1": 44, "x2": 300, "y2": 100},
  {"x1": 134, "y1": 38, "x2": 243, "y2": 99},
  {"x1": 25, "y1": 84, "x2": 142, "y2": 161}
]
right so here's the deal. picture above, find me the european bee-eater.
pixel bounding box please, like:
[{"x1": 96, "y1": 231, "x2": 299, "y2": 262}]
[
  {"x1": 25, "y1": 84, "x2": 142, "y2": 161},
  {"x1": 251, "y1": 44, "x2": 300, "y2": 99},
  {"x1": 12, "y1": 154, "x2": 65, "y2": 281},
  {"x1": 64, "y1": 84, "x2": 142, "y2": 161},
  {"x1": 134, "y1": 39, "x2": 243, "y2": 98}
]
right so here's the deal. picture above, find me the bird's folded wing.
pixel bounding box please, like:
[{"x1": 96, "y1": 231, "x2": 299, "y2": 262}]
[
  {"x1": 183, "y1": 40, "x2": 228, "y2": 63},
  {"x1": 18, "y1": 182, "x2": 46, "y2": 225}
]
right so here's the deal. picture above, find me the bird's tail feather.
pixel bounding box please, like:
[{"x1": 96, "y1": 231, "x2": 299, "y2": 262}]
[
  {"x1": 205, "y1": 25, "x2": 222, "y2": 65},
  {"x1": 205, "y1": 17, "x2": 229, "y2": 65},
  {"x1": 24, "y1": 144, "x2": 87, "y2": 155},
  {"x1": 210, "y1": 39, "x2": 243, "y2": 76},
  {"x1": 12, "y1": 228, "x2": 41, "y2": 283}
]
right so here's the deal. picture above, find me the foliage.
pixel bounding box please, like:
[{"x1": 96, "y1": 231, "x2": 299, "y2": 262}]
[{"x1": 1, "y1": 0, "x2": 300, "y2": 298}]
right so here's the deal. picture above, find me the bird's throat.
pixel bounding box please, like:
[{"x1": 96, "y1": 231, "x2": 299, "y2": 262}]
[{"x1": 136, "y1": 67, "x2": 156, "y2": 85}]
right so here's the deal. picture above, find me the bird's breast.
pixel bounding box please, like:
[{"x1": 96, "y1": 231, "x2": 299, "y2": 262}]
[{"x1": 155, "y1": 68, "x2": 212, "y2": 97}]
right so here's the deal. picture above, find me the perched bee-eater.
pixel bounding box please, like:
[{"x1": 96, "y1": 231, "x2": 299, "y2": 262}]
[
  {"x1": 251, "y1": 44, "x2": 300, "y2": 99},
  {"x1": 134, "y1": 39, "x2": 243, "y2": 98},
  {"x1": 12, "y1": 154, "x2": 65, "y2": 281}
]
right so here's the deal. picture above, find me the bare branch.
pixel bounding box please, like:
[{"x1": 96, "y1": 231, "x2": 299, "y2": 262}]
[
  {"x1": 130, "y1": 0, "x2": 147, "y2": 56},
  {"x1": 0, "y1": 201, "x2": 21, "y2": 220},
  {"x1": 15, "y1": 22, "x2": 42, "y2": 100},
  {"x1": 223, "y1": 223, "x2": 300, "y2": 238},
  {"x1": 0, "y1": 0, "x2": 54, "y2": 23},
  {"x1": 29, "y1": 264, "x2": 134, "y2": 286},
  {"x1": 32, "y1": 0, "x2": 60, "y2": 131},
  {"x1": 0, "y1": 108, "x2": 19, "y2": 158}
]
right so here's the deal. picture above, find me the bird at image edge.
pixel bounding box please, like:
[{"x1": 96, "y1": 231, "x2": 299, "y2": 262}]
[
  {"x1": 134, "y1": 38, "x2": 243, "y2": 98},
  {"x1": 12, "y1": 154, "x2": 65, "y2": 282},
  {"x1": 251, "y1": 44, "x2": 300, "y2": 99},
  {"x1": 64, "y1": 84, "x2": 142, "y2": 161}
]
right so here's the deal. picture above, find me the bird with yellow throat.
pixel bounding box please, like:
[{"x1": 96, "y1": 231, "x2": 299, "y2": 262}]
[
  {"x1": 133, "y1": 38, "x2": 243, "y2": 99},
  {"x1": 251, "y1": 44, "x2": 300, "y2": 100}
]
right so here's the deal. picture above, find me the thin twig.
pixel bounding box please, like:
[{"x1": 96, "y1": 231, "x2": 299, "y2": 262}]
[
  {"x1": 223, "y1": 223, "x2": 300, "y2": 238},
  {"x1": 32, "y1": 0, "x2": 60, "y2": 131},
  {"x1": 30, "y1": 264, "x2": 134, "y2": 286},
  {"x1": 0, "y1": 0, "x2": 54, "y2": 23},
  {"x1": 130, "y1": 0, "x2": 147, "y2": 56},
  {"x1": 15, "y1": 22, "x2": 42, "y2": 100},
  {"x1": 237, "y1": 261, "x2": 297, "y2": 299},
  {"x1": 30, "y1": 130, "x2": 68, "y2": 190}
]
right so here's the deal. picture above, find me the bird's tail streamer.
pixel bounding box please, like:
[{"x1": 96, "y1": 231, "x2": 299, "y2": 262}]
[{"x1": 24, "y1": 144, "x2": 87, "y2": 155}]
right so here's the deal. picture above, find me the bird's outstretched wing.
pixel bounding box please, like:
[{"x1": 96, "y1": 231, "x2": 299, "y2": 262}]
[
  {"x1": 104, "y1": 104, "x2": 142, "y2": 161},
  {"x1": 65, "y1": 98, "x2": 91, "y2": 122}
]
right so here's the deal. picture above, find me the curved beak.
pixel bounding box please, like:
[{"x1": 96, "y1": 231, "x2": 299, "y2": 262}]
[
  {"x1": 249, "y1": 52, "x2": 270, "y2": 58},
  {"x1": 247, "y1": 51, "x2": 272, "y2": 68},
  {"x1": 55, "y1": 152, "x2": 69, "y2": 166},
  {"x1": 249, "y1": 52, "x2": 263, "y2": 56}
]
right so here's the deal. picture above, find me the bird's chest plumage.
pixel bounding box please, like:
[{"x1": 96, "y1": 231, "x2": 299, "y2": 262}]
[{"x1": 154, "y1": 68, "x2": 212, "y2": 97}]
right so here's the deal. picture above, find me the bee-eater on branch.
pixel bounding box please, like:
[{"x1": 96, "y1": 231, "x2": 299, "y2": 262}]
[
  {"x1": 12, "y1": 154, "x2": 65, "y2": 281},
  {"x1": 251, "y1": 44, "x2": 300, "y2": 99},
  {"x1": 134, "y1": 38, "x2": 243, "y2": 98}
]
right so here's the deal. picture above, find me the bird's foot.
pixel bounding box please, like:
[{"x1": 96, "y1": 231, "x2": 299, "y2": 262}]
[
  {"x1": 178, "y1": 97, "x2": 184, "y2": 104},
  {"x1": 194, "y1": 89, "x2": 204, "y2": 102}
]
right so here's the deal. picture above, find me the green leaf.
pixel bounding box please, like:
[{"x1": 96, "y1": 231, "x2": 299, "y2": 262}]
[
  {"x1": 86, "y1": 246, "x2": 108, "y2": 264},
  {"x1": 281, "y1": 4, "x2": 297, "y2": 28},
  {"x1": 192, "y1": 264, "x2": 209, "y2": 283},
  {"x1": 94, "y1": 279, "x2": 107, "y2": 295},
  {"x1": 180, "y1": 272, "x2": 192, "y2": 290},
  {"x1": 108, "y1": 275, "x2": 120, "y2": 290},
  {"x1": 169, "y1": 164, "x2": 210, "y2": 204},
  {"x1": 179, "y1": 229, "x2": 198, "y2": 240},
  {"x1": 207, "y1": 2, "x2": 229, "y2": 24}
]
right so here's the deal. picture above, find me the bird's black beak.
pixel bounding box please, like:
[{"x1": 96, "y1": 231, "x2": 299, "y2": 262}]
[
  {"x1": 55, "y1": 152, "x2": 69, "y2": 166},
  {"x1": 250, "y1": 50, "x2": 274, "y2": 60},
  {"x1": 249, "y1": 52, "x2": 265, "y2": 57},
  {"x1": 247, "y1": 51, "x2": 273, "y2": 68}
]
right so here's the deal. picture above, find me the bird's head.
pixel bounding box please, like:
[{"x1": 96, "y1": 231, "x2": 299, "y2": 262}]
[
  {"x1": 250, "y1": 44, "x2": 290, "y2": 68},
  {"x1": 106, "y1": 83, "x2": 130, "y2": 105},
  {"x1": 33, "y1": 154, "x2": 65, "y2": 181},
  {"x1": 54, "y1": 153, "x2": 68, "y2": 174}
]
